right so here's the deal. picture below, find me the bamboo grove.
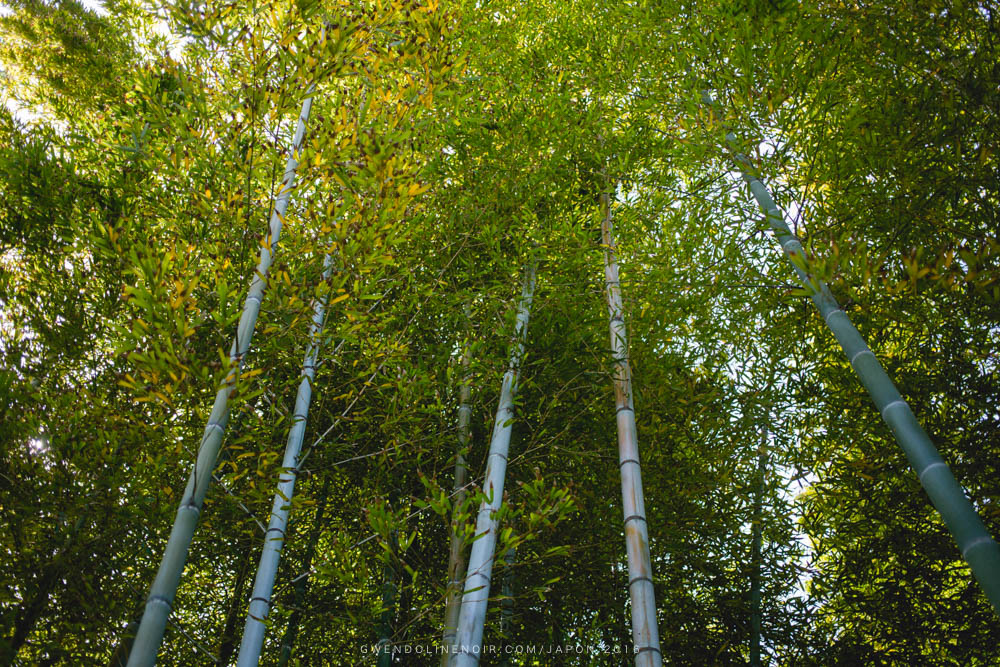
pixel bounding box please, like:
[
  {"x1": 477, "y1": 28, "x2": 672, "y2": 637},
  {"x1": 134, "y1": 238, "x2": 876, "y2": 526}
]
[{"x1": 2, "y1": 0, "x2": 1000, "y2": 664}]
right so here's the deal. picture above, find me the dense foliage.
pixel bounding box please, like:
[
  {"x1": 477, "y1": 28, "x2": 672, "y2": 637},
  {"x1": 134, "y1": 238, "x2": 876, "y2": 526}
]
[{"x1": 2, "y1": 0, "x2": 998, "y2": 664}]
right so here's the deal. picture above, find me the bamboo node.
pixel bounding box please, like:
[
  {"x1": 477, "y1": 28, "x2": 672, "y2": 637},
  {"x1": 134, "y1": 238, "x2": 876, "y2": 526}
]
[
  {"x1": 963, "y1": 536, "x2": 996, "y2": 559},
  {"x1": 880, "y1": 399, "x2": 907, "y2": 418},
  {"x1": 918, "y1": 462, "x2": 947, "y2": 483},
  {"x1": 849, "y1": 348, "x2": 875, "y2": 365}
]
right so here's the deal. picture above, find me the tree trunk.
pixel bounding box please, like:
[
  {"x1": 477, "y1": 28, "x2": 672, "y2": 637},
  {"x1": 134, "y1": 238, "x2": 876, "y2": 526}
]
[
  {"x1": 702, "y1": 90, "x2": 1000, "y2": 614},
  {"x1": 600, "y1": 184, "x2": 662, "y2": 667},
  {"x1": 3, "y1": 519, "x2": 83, "y2": 663},
  {"x1": 3, "y1": 560, "x2": 63, "y2": 663},
  {"x1": 551, "y1": 595, "x2": 565, "y2": 667},
  {"x1": 452, "y1": 264, "x2": 536, "y2": 667}
]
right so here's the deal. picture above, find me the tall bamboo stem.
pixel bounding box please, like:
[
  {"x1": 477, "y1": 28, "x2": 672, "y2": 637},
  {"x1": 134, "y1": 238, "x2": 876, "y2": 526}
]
[
  {"x1": 442, "y1": 347, "x2": 473, "y2": 665},
  {"x1": 236, "y1": 251, "x2": 335, "y2": 666},
  {"x1": 451, "y1": 265, "x2": 536, "y2": 667},
  {"x1": 276, "y1": 476, "x2": 330, "y2": 667},
  {"x1": 217, "y1": 545, "x2": 254, "y2": 665},
  {"x1": 498, "y1": 546, "x2": 516, "y2": 667},
  {"x1": 702, "y1": 91, "x2": 1000, "y2": 614},
  {"x1": 600, "y1": 188, "x2": 662, "y2": 667},
  {"x1": 109, "y1": 609, "x2": 142, "y2": 667},
  {"x1": 127, "y1": 94, "x2": 315, "y2": 667},
  {"x1": 750, "y1": 429, "x2": 766, "y2": 667},
  {"x1": 377, "y1": 530, "x2": 400, "y2": 667}
]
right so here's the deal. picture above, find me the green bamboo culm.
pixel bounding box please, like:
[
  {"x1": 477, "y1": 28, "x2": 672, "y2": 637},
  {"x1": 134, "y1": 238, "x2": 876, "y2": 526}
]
[
  {"x1": 216, "y1": 545, "x2": 254, "y2": 665},
  {"x1": 750, "y1": 429, "x2": 766, "y2": 667},
  {"x1": 377, "y1": 530, "x2": 399, "y2": 667},
  {"x1": 701, "y1": 91, "x2": 1000, "y2": 614},
  {"x1": 126, "y1": 94, "x2": 315, "y2": 667},
  {"x1": 498, "y1": 546, "x2": 516, "y2": 667},
  {"x1": 452, "y1": 264, "x2": 536, "y2": 667},
  {"x1": 441, "y1": 341, "x2": 473, "y2": 667},
  {"x1": 236, "y1": 250, "x2": 336, "y2": 666},
  {"x1": 276, "y1": 476, "x2": 331, "y2": 667},
  {"x1": 600, "y1": 183, "x2": 662, "y2": 667}
]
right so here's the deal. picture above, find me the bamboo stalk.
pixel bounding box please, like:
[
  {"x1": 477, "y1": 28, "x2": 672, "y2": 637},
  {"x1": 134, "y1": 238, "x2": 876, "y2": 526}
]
[
  {"x1": 498, "y1": 546, "x2": 515, "y2": 667},
  {"x1": 702, "y1": 91, "x2": 1000, "y2": 614},
  {"x1": 217, "y1": 545, "x2": 254, "y2": 665},
  {"x1": 600, "y1": 188, "x2": 663, "y2": 667},
  {"x1": 441, "y1": 346, "x2": 473, "y2": 666},
  {"x1": 276, "y1": 476, "x2": 330, "y2": 667},
  {"x1": 750, "y1": 429, "x2": 766, "y2": 667},
  {"x1": 126, "y1": 94, "x2": 315, "y2": 667},
  {"x1": 109, "y1": 608, "x2": 142, "y2": 667},
  {"x1": 377, "y1": 530, "x2": 400, "y2": 667},
  {"x1": 235, "y1": 251, "x2": 335, "y2": 666},
  {"x1": 451, "y1": 264, "x2": 536, "y2": 667}
]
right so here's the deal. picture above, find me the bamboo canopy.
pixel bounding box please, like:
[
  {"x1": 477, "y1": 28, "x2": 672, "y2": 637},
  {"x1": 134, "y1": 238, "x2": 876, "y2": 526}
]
[{"x1": 5, "y1": 1, "x2": 1000, "y2": 665}]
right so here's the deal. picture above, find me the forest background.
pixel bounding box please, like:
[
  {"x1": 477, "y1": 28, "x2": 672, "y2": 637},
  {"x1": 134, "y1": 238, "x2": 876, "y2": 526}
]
[{"x1": 2, "y1": 0, "x2": 1000, "y2": 664}]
